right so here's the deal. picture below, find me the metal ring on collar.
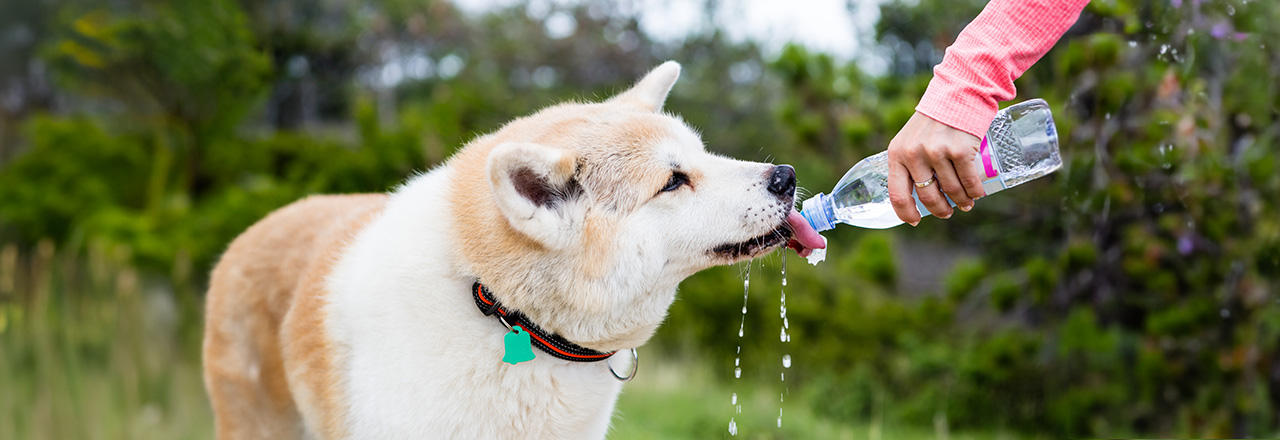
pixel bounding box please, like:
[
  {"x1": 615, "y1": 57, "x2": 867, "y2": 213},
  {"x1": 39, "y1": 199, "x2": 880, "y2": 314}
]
[{"x1": 607, "y1": 348, "x2": 639, "y2": 382}]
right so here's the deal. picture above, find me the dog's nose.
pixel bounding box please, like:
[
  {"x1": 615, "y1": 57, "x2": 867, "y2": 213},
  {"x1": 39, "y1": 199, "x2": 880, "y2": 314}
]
[{"x1": 767, "y1": 165, "x2": 796, "y2": 198}]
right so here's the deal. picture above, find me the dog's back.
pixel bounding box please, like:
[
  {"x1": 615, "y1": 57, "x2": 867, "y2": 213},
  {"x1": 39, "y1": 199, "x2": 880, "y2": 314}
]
[{"x1": 203, "y1": 194, "x2": 386, "y2": 439}]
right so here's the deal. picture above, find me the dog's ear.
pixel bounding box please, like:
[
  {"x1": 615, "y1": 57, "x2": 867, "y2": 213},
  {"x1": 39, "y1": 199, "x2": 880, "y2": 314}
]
[
  {"x1": 609, "y1": 61, "x2": 680, "y2": 112},
  {"x1": 488, "y1": 142, "x2": 585, "y2": 249}
]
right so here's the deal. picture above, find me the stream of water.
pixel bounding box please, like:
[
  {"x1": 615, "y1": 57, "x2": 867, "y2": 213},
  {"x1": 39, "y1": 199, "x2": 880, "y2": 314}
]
[
  {"x1": 729, "y1": 255, "x2": 796, "y2": 435},
  {"x1": 729, "y1": 266, "x2": 749, "y2": 435},
  {"x1": 779, "y1": 256, "x2": 789, "y2": 428}
]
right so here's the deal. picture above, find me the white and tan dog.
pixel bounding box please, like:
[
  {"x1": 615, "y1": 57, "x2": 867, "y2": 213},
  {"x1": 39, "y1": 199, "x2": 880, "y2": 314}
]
[{"x1": 202, "y1": 62, "x2": 824, "y2": 439}]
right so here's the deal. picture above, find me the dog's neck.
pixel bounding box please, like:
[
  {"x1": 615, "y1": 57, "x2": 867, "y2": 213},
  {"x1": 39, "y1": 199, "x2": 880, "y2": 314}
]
[
  {"x1": 458, "y1": 263, "x2": 680, "y2": 352},
  {"x1": 472, "y1": 282, "x2": 618, "y2": 362}
]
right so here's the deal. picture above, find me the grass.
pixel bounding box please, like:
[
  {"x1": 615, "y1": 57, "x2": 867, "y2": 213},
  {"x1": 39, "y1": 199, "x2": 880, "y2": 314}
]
[
  {"x1": 0, "y1": 242, "x2": 211, "y2": 440},
  {"x1": 611, "y1": 351, "x2": 1018, "y2": 440},
  {"x1": 0, "y1": 242, "x2": 1001, "y2": 439}
]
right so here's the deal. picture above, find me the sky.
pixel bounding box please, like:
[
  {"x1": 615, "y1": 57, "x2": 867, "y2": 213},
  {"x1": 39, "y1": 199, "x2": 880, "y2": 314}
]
[{"x1": 449, "y1": 0, "x2": 888, "y2": 72}]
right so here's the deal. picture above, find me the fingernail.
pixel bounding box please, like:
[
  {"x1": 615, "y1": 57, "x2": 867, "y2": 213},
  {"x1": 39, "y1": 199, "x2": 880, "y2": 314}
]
[
  {"x1": 939, "y1": 212, "x2": 952, "y2": 219},
  {"x1": 959, "y1": 204, "x2": 973, "y2": 212},
  {"x1": 909, "y1": 220, "x2": 919, "y2": 227}
]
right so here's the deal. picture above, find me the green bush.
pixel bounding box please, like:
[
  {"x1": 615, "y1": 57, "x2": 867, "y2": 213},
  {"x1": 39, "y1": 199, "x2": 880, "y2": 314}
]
[{"x1": 1, "y1": 0, "x2": 1278, "y2": 437}]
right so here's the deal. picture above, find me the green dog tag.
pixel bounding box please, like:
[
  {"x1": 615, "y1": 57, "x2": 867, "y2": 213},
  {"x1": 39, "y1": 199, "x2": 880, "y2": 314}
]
[{"x1": 502, "y1": 325, "x2": 535, "y2": 365}]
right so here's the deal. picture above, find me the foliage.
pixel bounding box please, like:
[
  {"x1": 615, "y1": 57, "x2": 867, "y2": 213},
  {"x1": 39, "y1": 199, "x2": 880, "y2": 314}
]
[
  {"x1": 0, "y1": 0, "x2": 1278, "y2": 438},
  {"x1": 669, "y1": 0, "x2": 1280, "y2": 437}
]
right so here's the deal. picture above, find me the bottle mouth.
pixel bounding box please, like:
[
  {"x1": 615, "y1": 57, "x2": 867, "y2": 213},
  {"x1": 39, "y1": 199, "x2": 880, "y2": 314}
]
[{"x1": 800, "y1": 193, "x2": 833, "y2": 232}]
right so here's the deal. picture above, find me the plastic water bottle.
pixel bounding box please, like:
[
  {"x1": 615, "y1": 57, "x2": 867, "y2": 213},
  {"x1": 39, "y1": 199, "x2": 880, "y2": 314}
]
[{"x1": 800, "y1": 99, "x2": 1061, "y2": 230}]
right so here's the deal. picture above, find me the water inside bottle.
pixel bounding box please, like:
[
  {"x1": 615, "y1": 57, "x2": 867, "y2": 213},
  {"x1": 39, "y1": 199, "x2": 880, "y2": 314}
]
[{"x1": 834, "y1": 203, "x2": 901, "y2": 229}]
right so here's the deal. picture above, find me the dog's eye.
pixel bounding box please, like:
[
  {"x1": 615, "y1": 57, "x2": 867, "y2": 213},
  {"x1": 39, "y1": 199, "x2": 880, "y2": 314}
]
[{"x1": 660, "y1": 172, "x2": 688, "y2": 193}]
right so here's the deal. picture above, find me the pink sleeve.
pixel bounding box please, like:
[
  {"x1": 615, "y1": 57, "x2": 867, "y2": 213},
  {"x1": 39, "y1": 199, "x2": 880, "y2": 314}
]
[{"x1": 916, "y1": 0, "x2": 1090, "y2": 138}]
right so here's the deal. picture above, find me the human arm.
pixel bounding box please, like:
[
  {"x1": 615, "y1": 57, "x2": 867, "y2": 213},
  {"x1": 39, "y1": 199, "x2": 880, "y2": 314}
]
[{"x1": 888, "y1": 0, "x2": 1091, "y2": 225}]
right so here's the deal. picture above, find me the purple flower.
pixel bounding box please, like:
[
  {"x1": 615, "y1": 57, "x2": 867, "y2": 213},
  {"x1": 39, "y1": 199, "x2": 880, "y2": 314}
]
[
  {"x1": 1211, "y1": 22, "x2": 1230, "y2": 39},
  {"x1": 1171, "y1": 0, "x2": 1182, "y2": 7},
  {"x1": 1178, "y1": 236, "x2": 1194, "y2": 255},
  {"x1": 1210, "y1": 22, "x2": 1250, "y2": 41}
]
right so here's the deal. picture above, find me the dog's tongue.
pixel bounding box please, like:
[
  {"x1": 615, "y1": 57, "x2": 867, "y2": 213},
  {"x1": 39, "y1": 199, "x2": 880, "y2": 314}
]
[{"x1": 786, "y1": 209, "x2": 826, "y2": 257}]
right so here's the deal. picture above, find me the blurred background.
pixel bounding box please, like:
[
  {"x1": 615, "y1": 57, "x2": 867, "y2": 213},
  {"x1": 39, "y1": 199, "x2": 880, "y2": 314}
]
[{"x1": 1, "y1": 0, "x2": 1278, "y2": 438}]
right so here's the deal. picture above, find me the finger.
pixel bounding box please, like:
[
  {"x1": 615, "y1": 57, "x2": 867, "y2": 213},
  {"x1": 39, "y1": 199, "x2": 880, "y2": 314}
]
[
  {"x1": 905, "y1": 160, "x2": 953, "y2": 219},
  {"x1": 949, "y1": 141, "x2": 986, "y2": 203},
  {"x1": 886, "y1": 157, "x2": 921, "y2": 226},
  {"x1": 927, "y1": 156, "x2": 973, "y2": 213}
]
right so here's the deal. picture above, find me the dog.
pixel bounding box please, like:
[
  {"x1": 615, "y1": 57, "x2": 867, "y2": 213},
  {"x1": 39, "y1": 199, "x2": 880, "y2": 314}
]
[{"x1": 202, "y1": 61, "x2": 824, "y2": 439}]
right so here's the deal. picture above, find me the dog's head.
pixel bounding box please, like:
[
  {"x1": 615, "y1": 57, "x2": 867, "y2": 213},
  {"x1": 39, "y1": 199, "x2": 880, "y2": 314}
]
[{"x1": 449, "y1": 62, "x2": 798, "y2": 351}]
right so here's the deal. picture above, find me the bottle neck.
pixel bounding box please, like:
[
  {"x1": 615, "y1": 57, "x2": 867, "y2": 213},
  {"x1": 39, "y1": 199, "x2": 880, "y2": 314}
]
[{"x1": 800, "y1": 193, "x2": 835, "y2": 232}]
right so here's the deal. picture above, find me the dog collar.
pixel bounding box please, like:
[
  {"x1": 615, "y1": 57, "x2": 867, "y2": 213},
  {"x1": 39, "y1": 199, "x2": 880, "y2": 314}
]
[{"x1": 472, "y1": 282, "x2": 617, "y2": 363}]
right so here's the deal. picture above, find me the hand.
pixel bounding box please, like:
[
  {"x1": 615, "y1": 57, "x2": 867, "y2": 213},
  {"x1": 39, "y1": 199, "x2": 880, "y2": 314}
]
[{"x1": 886, "y1": 112, "x2": 986, "y2": 226}]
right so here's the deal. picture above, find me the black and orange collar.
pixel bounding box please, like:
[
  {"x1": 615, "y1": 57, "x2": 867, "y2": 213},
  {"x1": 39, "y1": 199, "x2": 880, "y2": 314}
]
[{"x1": 472, "y1": 282, "x2": 616, "y2": 362}]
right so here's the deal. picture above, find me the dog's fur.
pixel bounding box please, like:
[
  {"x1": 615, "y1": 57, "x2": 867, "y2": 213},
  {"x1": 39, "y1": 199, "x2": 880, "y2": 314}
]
[{"x1": 203, "y1": 62, "x2": 797, "y2": 439}]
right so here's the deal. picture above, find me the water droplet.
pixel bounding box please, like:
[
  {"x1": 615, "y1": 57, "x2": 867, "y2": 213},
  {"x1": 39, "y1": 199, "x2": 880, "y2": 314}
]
[
  {"x1": 780, "y1": 372, "x2": 785, "y2": 381},
  {"x1": 738, "y1": 326, "x2": 744, "y2": 338},
  {"x1": 781, "y1": 278, "x2": 787, "y2": 286},
  {"x1": 729, "y1": 418, "x2": 738, "y2": 435},
  {"x1": 735, "y1": 357, "x2": 740, "y2": 366},
  {"x1": 736, "y1": 346, "x2": 741, "y2": 354},
  {"x1": 783, "y1": 317, "x2": 789, "y2": 329},
  {"x1": 731, "y1": 393, "x2": 737, "y2": 405},
  {"x1": 780, "y1": 327, "x2": 788, "y2": 342},
  {"x1": 782, "y1": 354, "x2": 792, "y2": 368},
  {"x1": 742, "y1": 306, "x2": 747, "y2": 314},
  {"x1": 735, "y1": 367, "x2": 741, "y2": 378},
  {"x1": 777, "y1": 409, "x2": 783, "y2": 427},
  {"x1": 737, "y1": 404, "x2": 742, "y2": 413}
]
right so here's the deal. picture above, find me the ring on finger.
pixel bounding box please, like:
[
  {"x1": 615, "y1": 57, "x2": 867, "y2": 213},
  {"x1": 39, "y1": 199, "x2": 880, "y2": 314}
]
[{"x1": 914, "y1": 176, "x2": 936, "y2": 188}]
